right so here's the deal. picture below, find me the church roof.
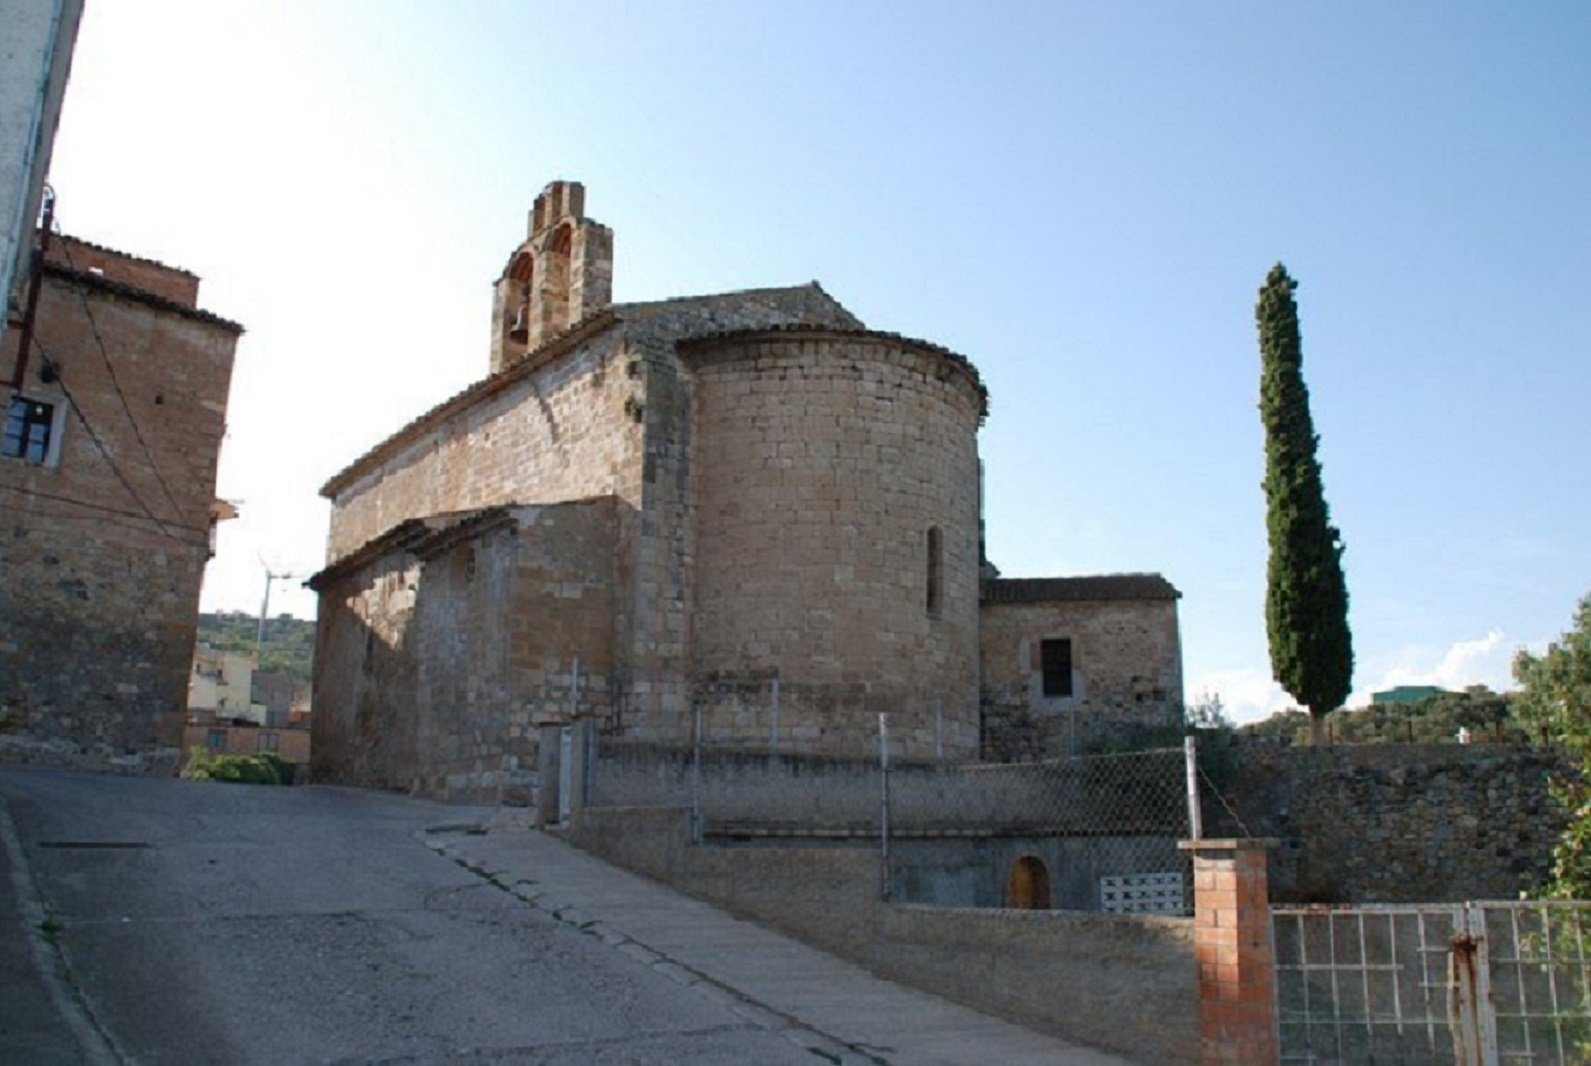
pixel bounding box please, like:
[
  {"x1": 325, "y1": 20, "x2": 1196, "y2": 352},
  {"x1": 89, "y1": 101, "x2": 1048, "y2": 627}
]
[
  {"x1": 981, "y1": 574, "x2": 1181, "y2": 603},
  {"x1": 320, "y1": 282, "x2": 860, "y2": 499},
  {"x1": 678, "y1": 324, "x2": 988, "y2": 419}
]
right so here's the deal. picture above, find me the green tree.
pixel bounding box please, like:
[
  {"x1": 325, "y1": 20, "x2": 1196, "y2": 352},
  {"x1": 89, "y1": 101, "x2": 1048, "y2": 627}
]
[
  {"x1": 1516, "y1": 592, "x2": 1591, "y2": 898},
  {"x1": 1256, "y1": 264, "x2": 1353, "y2": 745}
]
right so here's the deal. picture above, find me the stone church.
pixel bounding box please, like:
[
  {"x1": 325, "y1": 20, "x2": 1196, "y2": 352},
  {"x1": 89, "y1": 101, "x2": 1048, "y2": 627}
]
[{"x1": 309, "y1": 182, "x2": 1181, "y2": 799}]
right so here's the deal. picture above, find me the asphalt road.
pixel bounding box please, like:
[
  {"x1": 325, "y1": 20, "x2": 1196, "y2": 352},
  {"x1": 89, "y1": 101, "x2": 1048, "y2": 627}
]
[{"x1": 0, "y1": 767, "x2": 824, "y2": 1065}]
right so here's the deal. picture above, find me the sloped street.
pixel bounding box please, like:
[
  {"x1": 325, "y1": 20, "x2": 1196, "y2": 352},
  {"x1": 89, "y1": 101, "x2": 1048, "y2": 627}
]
[{"x1": 0, "y1": 768, "x2": 1131, "y2": 1066}]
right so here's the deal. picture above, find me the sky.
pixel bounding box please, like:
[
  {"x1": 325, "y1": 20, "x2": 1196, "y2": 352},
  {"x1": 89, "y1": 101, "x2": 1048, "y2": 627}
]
[{"x1": 37, "y1": 0, "x2": 1590, "y2": 722}]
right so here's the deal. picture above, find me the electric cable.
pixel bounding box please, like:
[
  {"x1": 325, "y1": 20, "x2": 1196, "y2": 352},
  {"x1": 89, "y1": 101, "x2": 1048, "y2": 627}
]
[
  {"x1": 25, "y1": 337, "x2": 187, "y2": 542},
  {"x1": 56, "y1": 235, "x2": 189, "y2": 524},
  {"x1": 0, "y1": 481, "x2": 207, "y2": 538}
]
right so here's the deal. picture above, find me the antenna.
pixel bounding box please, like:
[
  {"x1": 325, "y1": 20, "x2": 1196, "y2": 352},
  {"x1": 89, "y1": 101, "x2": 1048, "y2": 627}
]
[{"x1": 257, "y1": 556, "x2": 302, "y2": 656}]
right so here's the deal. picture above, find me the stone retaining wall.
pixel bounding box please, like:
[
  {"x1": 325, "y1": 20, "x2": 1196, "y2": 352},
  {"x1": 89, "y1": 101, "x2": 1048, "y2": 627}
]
[{"x1": 1209, "y1": 742, "x2": 1566, "y2": 903}]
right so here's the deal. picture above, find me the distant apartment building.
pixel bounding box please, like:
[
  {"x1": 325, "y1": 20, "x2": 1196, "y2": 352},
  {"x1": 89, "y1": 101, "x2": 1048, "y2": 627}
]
[
  {"x1": 188, "y1": 644, "x2": 263, "y2": 723},
  {"x1": 1371, "y1": 685, "x2": 1449, "y2": 706}
]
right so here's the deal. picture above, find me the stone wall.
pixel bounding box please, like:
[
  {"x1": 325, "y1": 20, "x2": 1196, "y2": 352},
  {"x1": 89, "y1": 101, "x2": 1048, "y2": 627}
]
[
  {"x1": 318, "y1": 282, "x2": 863, "y2": 753},
  {"x1": 681, "y1": 331, "x2": 985, "y2": 758},
  {"x1": 611, "y1": 288, "x2": 867, "y2": 745},
  {"x1": 980, "y1": 594, "x2": 1182, "y2": 759},
  {"x1": 1, "y1": 250, "x2": 239, "y2": 767},
  {"x1": 323, "y1": 325, "x2": 638, "y2": 564},
  {"x1": 1208, "y1": 742, "x2": 1566, "y2": 903},
  {"x1": 568, "y1": 805, "x2": 1198, "y2": 1065},
  {"x1": 312, "y1": 499, "x2": 618, "y2": 800}
]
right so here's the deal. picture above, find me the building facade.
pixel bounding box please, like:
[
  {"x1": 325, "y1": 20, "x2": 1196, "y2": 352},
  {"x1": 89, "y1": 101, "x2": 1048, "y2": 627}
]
[
  {"x1": 311, "y1": 182, "x2": 1180, "y2": 798},
  {"x1": 1, "y1": 233, "x2": 240, "y2": 768},
  {"x1": 188, "y1": 644, "x2": 262, "y2": 722}
]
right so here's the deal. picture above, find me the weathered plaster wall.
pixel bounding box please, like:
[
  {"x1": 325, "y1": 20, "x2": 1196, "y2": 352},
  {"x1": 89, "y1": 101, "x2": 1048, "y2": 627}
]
[
  {"x1": 890, "y1": 834, "x2": 1187, "y2": 910},
  {"x1": 567, "y1": 806, "x2": 1198, "y2": 1065},
  {"x1": 980, "y1": 597, "x2": 1182, "y2": 759},
  {"x1": 1, "y1": 261, "x2": 238, "y2": 766},
  {"x1": 1210, "y1": 743, "x2": 1566, "y2": 903}
]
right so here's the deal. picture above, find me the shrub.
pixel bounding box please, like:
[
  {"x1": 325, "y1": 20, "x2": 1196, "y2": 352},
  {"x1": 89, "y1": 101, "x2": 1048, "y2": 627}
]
[{"x1": 182, "y1": 747, "x2": 295, "y2": 785}]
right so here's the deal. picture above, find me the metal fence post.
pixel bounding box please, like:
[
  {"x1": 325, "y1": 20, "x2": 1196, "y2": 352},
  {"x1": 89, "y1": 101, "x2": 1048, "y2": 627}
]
[
  {"x1": 691, "y1": 703, "x2": 703, "y2": 844},
  {"x1": 770, "y1": 675, "x2": 780, "y2": 751},
  {"x1": 879, "y1": 712, "x2": 891, "y2": 901},
  {"x1": 1184, "y1": 734, "x2": 1202, "y2": 841},
  {"x1": 1459, "y1": 904, "x2": 1501, "y2": 1066},
  {"x1": 934, "y1": 697, "x2": 943, "y2": 761}
]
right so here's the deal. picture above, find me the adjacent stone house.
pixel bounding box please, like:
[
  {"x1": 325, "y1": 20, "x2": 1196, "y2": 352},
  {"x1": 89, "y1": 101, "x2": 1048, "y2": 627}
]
[
  {"x1": 1, "y1": 232, "x2": 241, "y2": 767},
  {"x1": 310, "y1": 182, "x2": 1181, "y2": 798},
  {"x1": 979, "y1": 575, "x2": 1184, "y2": 760}
]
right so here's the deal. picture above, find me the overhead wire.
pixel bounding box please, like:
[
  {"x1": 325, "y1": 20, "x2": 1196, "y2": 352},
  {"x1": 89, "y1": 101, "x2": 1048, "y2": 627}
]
[
  {"x1": 56, "y1": 234, "x2": 189, "y2": 524},
  {"x1": 0, "y1": 482, "x2": 208, "y2": 545},
  {"x1": 25, "y1": 336, "x2": 188, "y2": 543}
]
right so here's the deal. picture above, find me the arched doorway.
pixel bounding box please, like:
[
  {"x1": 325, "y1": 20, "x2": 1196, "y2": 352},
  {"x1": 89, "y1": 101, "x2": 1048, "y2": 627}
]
[{"x1": 1005, "y1": 855, "x2": 1052, "y2": 910}]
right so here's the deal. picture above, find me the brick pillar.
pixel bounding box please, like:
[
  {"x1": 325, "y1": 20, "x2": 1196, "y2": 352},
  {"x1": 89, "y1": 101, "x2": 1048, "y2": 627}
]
[{"x1": 1179, "y1": 839, "x2": 1280, "y2": 1066}]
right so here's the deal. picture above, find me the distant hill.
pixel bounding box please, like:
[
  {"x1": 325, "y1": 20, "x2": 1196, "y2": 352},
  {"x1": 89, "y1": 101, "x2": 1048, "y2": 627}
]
[{"x1": 197, "y1": 611, "x2": 315, "y2": 687}]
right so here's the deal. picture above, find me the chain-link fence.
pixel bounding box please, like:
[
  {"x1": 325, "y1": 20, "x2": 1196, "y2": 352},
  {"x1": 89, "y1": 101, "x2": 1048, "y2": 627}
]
[
  {"x1": 884, "y1": 745, "x2": 1193, "y2": 911},
  {"x1": 583, "y1": 713, "x2": 1197, "y2": 914}
]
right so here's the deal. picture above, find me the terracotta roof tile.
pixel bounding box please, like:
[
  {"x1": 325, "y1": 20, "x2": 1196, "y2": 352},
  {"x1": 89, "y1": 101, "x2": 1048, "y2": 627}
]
[
  {"x1": 42, "y1": 263, "x2": 243, "y2": 333},
  {"x1": 50, "y1": 234, "x2": 199, "y2": 278},
  {"x1": 982, "y1": 574, "x2": 1180, "y2": 603}
]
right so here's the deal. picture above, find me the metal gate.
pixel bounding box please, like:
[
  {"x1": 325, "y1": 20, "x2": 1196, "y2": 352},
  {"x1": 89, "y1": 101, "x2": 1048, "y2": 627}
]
[{"x1": 1273, "y1": 901, "x2": 1591, "y2": 1065}]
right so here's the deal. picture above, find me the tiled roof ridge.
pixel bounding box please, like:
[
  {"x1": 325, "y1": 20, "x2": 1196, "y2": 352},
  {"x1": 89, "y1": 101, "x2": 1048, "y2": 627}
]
[
  {"x1": 41, "y1": 262, "x2": 243, "y2": 333},
  {"x1": 982, "y1": 573, "x2": 1181, "y2": 603},
  {"x1": 306, "y1": 505, "x2": 522, "y2": 589},
  {"x1": 678, "y1": 324, "x2": 988, "y2": 417},
  {"x1": 53, "y1": 233, "x2": 200, "y2": 278},
  {"x1": 318, "y1": 310, "x2": 619, "y2": 498},
  {"x1": 308, "y1": 495, "x2": 621, "y2": 585},
  {"x1": 612, "y1": 279, "x2": 854, "y2": 320}
]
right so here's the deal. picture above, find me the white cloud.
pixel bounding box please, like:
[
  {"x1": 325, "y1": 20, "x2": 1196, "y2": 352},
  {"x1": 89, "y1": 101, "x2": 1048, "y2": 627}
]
[
  {"x1": 1350, "y1": 629, "x2": 1533, "y2": 706},
  {"x1": 1187, "y1": 667, "x2": 1296, "y2": 725}
]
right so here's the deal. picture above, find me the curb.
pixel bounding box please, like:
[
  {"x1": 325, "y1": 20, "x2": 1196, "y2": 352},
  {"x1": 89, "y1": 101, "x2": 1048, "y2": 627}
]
[{"x1": 0, "y1": 790, "x2": 123, "y2": 1066}]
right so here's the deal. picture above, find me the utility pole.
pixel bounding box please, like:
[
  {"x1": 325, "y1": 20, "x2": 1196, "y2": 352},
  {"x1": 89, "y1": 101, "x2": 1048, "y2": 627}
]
[{"x1": 256, "y1": 558, "x2": 300, "y2": 656}]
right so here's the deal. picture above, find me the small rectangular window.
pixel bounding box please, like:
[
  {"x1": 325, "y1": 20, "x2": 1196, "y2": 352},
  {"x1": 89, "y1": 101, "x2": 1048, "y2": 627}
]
[
  {"x1": 1040, "y1": 638, "x2": 1073, "y2": 698},
  {"x1": 2, "y1": 396, "x2": 54, "y2": 464},
  {"x1": 926, "y1": 526, "x2": 943, "y2": 617},
  {"x1": 206, "y1": 729, "x2": 227, "y2": 751},
  {"x1": 259, "y1": 732, "x2": 279, "y2": 753}
]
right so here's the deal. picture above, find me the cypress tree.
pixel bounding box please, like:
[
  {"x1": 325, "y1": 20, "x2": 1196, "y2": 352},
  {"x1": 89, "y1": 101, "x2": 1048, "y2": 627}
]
[{"x1": 1257, "y1": 263, "x2": 1353, "y2": 743}]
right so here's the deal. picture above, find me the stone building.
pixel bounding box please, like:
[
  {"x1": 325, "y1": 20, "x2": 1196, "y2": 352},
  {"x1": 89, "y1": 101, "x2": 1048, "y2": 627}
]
[
  {"x1": 0, "y1": 232, "x2": 241, "y2": 768},
  {"x1": 310, "y1": 182, "x2": 1181, "y2": 798}
]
